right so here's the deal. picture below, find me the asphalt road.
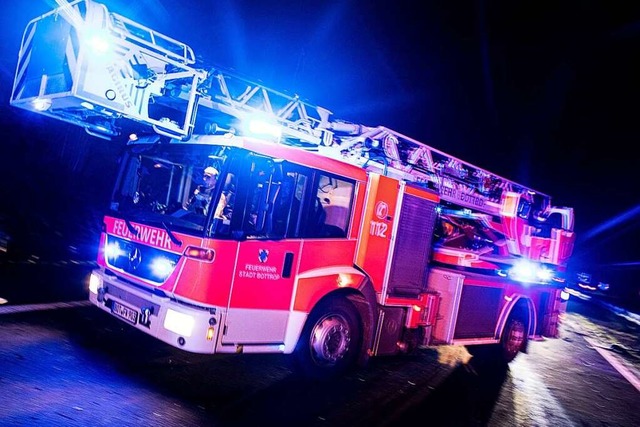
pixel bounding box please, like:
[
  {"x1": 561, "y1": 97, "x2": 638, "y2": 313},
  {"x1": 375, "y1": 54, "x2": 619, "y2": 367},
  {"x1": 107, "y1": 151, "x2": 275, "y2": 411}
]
[
  {"x1": 1, "y1": 262, "x2": 639, "y2": 426},
  {"x1": 0, "y1": 304, "x2": 461, "y2": 426}
]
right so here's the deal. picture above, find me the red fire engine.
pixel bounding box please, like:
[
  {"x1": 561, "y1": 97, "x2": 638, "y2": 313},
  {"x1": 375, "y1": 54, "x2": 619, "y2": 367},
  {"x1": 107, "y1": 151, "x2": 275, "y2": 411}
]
[{"x1": 10, "y1": 0, "x2": 575, "y2": 378}]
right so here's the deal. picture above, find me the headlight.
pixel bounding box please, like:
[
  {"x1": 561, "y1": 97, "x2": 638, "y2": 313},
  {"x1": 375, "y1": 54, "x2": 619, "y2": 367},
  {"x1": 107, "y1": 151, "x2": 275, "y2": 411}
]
[
  {"x1": 509, "y1": 260, "x2": 555, "y2": 284},
  {"x1": 89, "y1": 273, "x2": 102, "y2": 294},
  {"x1": 164, "y1": 309, "x2": 195, "y2": 337}
]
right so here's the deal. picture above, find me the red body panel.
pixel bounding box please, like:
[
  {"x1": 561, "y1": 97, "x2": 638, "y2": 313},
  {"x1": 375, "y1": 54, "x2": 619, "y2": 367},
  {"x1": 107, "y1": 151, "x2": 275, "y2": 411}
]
[
  {"x1": 355, "y1": 174, "x2": 399, "y2": 293},
  {"x1": 229, "y1": 240, "x2": 301, "y2": 310}
]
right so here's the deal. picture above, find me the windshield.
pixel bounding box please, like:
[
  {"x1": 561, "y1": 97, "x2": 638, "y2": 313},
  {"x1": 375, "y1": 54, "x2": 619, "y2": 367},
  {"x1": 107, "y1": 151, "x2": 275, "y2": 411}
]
[
  {"x1": 109, "y1": 141, "x2": 357, "y2": 241},
  {"x1": 110, "y1": 143, "x2": 230, "y2": 235}
]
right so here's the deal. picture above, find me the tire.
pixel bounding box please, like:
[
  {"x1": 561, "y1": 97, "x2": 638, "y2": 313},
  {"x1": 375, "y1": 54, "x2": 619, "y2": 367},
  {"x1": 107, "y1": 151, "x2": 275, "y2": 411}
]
[
  {"x1": 500, "y1": 316, "x2": 527, "y2": 363},
  {"x1": 292, "y1": 297, "x2": 362, "y2": 380}
]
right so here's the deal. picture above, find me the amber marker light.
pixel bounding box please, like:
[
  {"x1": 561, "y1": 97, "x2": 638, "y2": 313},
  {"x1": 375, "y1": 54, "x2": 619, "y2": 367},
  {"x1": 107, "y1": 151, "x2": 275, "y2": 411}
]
[
  {"x1": 184, "y1": 246, "x2": 215, "y2": 262},
  {"x1": 206, "y1": 327, "x2": 215, "y2": 341},
  {"x1": 336, "y1": 273, "x2": 353, "y2": 287}
]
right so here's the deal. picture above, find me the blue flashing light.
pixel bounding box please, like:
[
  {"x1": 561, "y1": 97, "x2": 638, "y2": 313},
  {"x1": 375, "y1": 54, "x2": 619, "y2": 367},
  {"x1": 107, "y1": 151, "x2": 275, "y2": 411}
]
[
  {"x1": 510, "y1": 259, "x2": 537, "y2": 282},
  {"x1": 33, "y1": 98, "x2": 51, "y2": 111},
  {"x1": 537, "y1": 266, "x2": 554, "y2": 282},
  {"x1": 508, "y1": 259, "x2": 556, "y2": 285},
  {"x1": 86, "y1": 32, "x2": 111, "y2": 55},
  {"x1": 150, "y1": 257, "x2": 176, "y2": 281},
  {"x1": 104, "y1": 241, "x2": 126, "y2": 261},
  {"x1": 244, "y1": 116, "x2": 282, "y2": 139}
]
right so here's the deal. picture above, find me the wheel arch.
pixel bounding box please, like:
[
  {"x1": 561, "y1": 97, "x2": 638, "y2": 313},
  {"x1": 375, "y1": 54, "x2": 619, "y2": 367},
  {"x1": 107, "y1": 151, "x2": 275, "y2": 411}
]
[
  {"x1": 293, "y1": 272, "x2": 377, "y2": 369},
  {"x1": 496, "y1": 295, "x2": 536, "y2": 353},
  {"x1": 290, "y1": 282, "x2": 374, "y2": 379}
]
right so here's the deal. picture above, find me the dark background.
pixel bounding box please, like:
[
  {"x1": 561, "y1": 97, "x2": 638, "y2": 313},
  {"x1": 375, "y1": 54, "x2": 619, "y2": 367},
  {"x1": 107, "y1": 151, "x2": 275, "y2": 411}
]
[{"x1": 1, "y1": 1, "x2": 638, "y2": 304}]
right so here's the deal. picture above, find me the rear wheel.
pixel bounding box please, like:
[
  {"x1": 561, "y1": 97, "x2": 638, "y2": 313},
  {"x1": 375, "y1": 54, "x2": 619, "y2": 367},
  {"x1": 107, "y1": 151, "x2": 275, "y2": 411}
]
[
  {"x1": 292, "y1": 297, "x2": 362, "y2": 380},
  {"x1": 501, "y1": 316, "x2": 527, "y2": 363}
]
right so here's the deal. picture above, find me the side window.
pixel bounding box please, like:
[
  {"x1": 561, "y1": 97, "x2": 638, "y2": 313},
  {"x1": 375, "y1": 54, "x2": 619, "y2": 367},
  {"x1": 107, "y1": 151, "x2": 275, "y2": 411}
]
[
  {"x1": 208, "y1": 158, "x2": 243, "y2": 238},
  {"x1": 214, "y1": 172, "x2": 236, "y2": 221},
  {"x1": 533, "y1": 211, "x2": 563, "y2": 238},
  {"x1": 228, "y1": 159, "x2": 355, "y2": 240},
  {"x1": 242, "y1": 159, "x2": 279, "y2": 238},
  {"x1": 300, "y1": 172, "x2": 355, "y2": 238},
  {"x1": 547, "y1": 212, "x2": 563, "y2": 230},
  {"x1": 517, "y1": 199, "x2": 531, "y2": 219},
  {"x1": 271, "y1": 169, "x2": 307, "y2": 238}
]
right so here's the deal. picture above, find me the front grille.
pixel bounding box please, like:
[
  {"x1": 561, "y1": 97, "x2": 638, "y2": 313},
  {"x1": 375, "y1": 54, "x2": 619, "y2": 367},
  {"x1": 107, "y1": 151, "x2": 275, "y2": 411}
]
[{"x1": 105, "y1": 235, "x2": 180, "y2": 284}]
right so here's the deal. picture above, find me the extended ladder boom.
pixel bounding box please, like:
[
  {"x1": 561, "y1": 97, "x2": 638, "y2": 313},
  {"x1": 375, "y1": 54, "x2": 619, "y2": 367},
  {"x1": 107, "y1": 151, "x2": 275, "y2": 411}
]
[
  {"x1": 10, "y1": 0, "x2": 552, "y2": 216},
  {"x1": 11, "y1": 0, "x2": 205, "y2": 139},
  {"x1": 10, "y1": 0, "x2": 345, "y2": 142}
]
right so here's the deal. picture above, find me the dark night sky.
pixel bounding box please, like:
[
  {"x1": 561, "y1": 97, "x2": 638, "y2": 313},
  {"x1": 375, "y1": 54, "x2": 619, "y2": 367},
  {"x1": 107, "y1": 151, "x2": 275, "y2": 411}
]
[{"x1": 1, "y1": 1, "x2": 639, "y2": 288}]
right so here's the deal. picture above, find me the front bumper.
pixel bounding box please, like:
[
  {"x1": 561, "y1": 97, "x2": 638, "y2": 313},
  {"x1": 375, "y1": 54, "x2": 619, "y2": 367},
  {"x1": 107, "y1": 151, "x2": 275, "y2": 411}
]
[{"x1": 88, "y1": 269, "x2": 223, "y2": 354}]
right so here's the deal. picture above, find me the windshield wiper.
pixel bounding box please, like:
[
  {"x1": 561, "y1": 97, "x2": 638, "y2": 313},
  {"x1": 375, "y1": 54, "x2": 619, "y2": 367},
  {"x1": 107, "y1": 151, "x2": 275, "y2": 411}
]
[
  {"x1": 124, "y1": 218, "x2": 139, "y2": 237},
  {"x1": 162, "y1": 222, "x2": 183, "y2": 246}
]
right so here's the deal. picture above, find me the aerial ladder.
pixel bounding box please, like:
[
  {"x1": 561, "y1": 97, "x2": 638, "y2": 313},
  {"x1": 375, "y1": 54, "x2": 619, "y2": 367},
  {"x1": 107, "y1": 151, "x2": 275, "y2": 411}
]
[{"x1": 10, "y1": 0, "x2": 573, "y2": 266}]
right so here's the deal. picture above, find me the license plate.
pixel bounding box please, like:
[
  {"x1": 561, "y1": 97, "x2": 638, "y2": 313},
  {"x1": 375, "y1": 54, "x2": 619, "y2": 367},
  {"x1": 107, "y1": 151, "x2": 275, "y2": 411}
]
[{"x1": 111, "y1": 301, "x2": 138, "y2": 325}]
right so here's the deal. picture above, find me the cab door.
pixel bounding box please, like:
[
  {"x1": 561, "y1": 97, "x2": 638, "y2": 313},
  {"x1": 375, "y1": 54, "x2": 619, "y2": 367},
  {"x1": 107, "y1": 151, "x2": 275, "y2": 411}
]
[
  {"x1": 221, "y1": 156, "x2": 304, "y2": 346},
  {"x1": 224, "y1": 239, "x2": 302, "y2": 345}
]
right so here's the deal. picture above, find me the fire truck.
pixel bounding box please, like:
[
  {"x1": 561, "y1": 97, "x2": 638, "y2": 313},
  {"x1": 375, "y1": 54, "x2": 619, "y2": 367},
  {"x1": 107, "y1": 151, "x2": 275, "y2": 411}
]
[{"x1": 10, "y1": 0, "x2": 575, "y2": 378}]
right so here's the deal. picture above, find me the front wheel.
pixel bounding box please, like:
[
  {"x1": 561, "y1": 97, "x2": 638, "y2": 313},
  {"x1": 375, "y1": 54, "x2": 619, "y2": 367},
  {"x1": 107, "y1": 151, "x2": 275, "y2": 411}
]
[
  {"x1": 500, "y1": 316, "x2": 527, "y2": 363},
  {"x1": 292, "y1": 297, "x2": 362, "y2": 380}
]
